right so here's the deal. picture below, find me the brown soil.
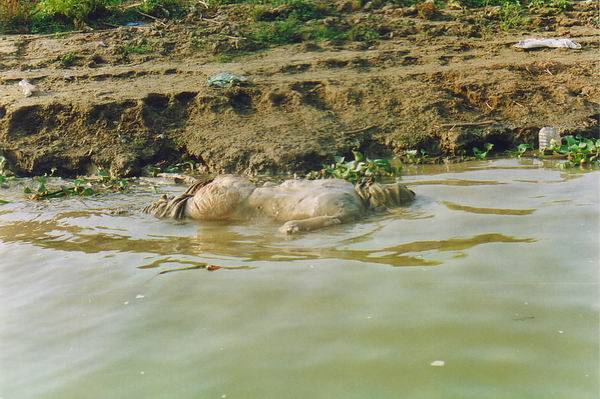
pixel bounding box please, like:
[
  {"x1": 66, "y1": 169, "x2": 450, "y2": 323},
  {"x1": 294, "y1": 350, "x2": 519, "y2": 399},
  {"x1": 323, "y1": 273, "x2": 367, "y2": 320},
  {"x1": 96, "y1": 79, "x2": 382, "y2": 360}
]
[{"x1": 0, "y1": 3, "x2": 598, "y2": 176}]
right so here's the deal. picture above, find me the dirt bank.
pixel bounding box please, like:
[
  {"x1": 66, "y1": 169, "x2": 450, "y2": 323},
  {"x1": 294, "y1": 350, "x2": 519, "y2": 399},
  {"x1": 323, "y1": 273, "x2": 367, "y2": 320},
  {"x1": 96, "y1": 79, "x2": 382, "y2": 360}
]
[{"x1": 0, "y1": 2, "x2": 598, "y2": 176}]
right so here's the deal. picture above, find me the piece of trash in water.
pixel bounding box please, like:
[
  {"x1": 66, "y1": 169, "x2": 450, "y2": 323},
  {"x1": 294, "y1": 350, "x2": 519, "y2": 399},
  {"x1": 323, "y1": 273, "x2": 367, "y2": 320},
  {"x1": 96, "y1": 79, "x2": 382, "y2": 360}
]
[
  {"x1": 538, "y1": 126, "x2": 561, "y2": 150},
  {"x1": 430, "y1": 360, "x2": 445, "y2": 367},
  {"x1": 123, "y1": 301, "x2": 129, "y2": 305},
  {"x1": 207, "y1": 71, "x2": 248, "y2": 88},
  {"x1": 18, "y1": 79, "x2": 38, "y2": 97},
  {"x1": 135, "y1": 294, "x2": 145, "y2": 299},
  {"x1": 207, "y1": 265, "x2": 223, "y2": 271},
  {"x1": 558, "y1": 330, "x2": 564, "y2": 334},
  {"x1": 514, "y1": 38, "x2": 582, "y2": 50}
]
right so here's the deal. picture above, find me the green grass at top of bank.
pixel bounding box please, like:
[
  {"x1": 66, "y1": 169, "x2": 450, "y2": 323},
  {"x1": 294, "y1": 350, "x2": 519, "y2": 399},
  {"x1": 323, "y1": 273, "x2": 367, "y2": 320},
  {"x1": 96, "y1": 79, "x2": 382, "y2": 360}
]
[
  {"x1": 0, "y1": 0, "x2": 191, "y2": 33},
  {"x1": 2, "y1": 0, "x2": 573, "y2": 34}
]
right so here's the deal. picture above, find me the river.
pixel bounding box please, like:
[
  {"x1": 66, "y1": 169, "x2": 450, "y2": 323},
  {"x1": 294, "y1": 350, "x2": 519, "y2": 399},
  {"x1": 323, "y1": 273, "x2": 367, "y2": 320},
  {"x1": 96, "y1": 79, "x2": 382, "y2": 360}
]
[{"x1": 1, "y1": 158, "x2": 598, "y2": 398}]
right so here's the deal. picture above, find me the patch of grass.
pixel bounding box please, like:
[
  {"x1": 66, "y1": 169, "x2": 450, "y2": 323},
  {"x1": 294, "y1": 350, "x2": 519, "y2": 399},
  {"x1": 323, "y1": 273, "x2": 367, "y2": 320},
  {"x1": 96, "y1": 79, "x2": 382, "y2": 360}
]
[
  {"x1": 306, "y1": 151, "x2": 401, "y2": 184},
  {"x1": 57, "y1": 51, "x2": 79, "y2": 67},
  {"x1": 498, "y1": 2, "x2": 528, "y2": 30},
  {"x1": 344, "y1": 24, "x2": 380, "y2": 44},
  {"x1": 118, "y1": 40, "x2": 154, "y2": 55},
  {"x1": 252, "y1": 0, "x2": 331, "y2": 22},
  {"x1": 250, "y1": 18, "x2": 304, "y2": 44}
]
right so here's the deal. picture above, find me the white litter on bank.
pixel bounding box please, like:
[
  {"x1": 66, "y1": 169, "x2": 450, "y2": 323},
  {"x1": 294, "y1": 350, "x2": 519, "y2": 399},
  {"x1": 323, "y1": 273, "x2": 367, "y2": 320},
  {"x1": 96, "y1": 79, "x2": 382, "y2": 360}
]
[
  {"x1": 514, "y1": 38, "x2": 582, "y2": 49},
  {"x1": 18, "y1": 79, "x2": 38, "y2": 97}
]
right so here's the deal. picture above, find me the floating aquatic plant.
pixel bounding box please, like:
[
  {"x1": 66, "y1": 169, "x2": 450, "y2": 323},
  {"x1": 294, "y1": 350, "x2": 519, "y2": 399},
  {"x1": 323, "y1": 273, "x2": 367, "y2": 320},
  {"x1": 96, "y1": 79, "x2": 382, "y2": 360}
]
[
  {"x1": 24, "y1": 168, "x2": 130, "y2": 200},
  {"x1": 551, "y1": 135, "x2": 599, "y2": 167},
  {"x1": 473, "y1": 143, "x2": 494, "y2": 160},
  {"x1": 511, "y1": 135, "x2": 599, "y2": 168},
  {"x1": 306, "y1": 151, "x2": 401, "y2": 185}
]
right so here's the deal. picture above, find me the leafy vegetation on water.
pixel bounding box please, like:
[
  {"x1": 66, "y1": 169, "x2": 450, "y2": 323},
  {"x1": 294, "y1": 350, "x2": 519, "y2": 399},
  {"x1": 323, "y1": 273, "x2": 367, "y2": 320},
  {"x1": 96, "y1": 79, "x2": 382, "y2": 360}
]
[
  {"x1": 548, "y1": 135, "x2": 599, "y2": 168},
  {"x1": 473, "y1": 143, "x2": 494, "y2": 160},
  {"x1": 509, "y1": 135, "x2": 599, "y2": 168},
  {"x1": 0, "y1": 156, "x2": 11, "y2": 204},
  {"x1": 306, "y1": 151, "x2": 401, "y2": 184},
  {"x1": 0, "y1": 156, "x2": 15, "y2": 188},
  {"x1": 117, "y1": 39, "x2": 155, "y2": 56},
  {"x1": 23, "y1": 168, "x2": 130, "y2": 200}
]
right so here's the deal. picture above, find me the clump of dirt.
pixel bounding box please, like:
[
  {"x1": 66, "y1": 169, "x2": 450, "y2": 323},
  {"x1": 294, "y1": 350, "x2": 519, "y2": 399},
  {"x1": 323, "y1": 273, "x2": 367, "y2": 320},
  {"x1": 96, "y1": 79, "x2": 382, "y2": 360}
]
[{"x1": 0, "y1": 3, "x2": 598, "y2": 176}]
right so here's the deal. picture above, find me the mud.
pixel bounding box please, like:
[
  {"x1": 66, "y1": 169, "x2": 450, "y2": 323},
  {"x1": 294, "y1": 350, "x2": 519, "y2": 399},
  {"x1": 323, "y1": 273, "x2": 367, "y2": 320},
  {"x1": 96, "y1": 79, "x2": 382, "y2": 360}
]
[{"x1": 0, "y1": 2, "x2": 598, "y2": 176}]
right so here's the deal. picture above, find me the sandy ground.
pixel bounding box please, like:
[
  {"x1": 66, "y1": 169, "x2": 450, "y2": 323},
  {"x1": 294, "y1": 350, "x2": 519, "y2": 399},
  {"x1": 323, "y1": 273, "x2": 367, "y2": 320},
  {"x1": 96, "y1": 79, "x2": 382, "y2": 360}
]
[{"x1": 0, "y1": 2, "x2": 598, "y2": 176}]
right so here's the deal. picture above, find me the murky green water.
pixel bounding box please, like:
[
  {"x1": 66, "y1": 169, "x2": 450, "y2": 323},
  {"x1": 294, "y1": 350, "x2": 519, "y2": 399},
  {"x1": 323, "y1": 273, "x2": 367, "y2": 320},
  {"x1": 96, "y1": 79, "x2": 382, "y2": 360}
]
[{"x1": 1, "y1": 159, "x2": 598, "y2": 399}]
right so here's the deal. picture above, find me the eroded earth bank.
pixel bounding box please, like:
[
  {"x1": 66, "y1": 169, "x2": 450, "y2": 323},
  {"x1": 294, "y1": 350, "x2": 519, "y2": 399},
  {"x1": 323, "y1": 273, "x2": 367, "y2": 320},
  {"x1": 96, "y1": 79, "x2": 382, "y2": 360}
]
[{"x1": 0, "y1": 2, "x2": 598, "y2": 176}]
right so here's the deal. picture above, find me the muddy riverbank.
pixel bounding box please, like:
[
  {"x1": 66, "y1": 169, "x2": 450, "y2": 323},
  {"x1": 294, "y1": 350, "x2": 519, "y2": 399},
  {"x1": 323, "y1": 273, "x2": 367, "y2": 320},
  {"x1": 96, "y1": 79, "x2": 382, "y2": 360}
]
[{"x1": 0, "y1": 2, "x2": 598, "y2": 176}]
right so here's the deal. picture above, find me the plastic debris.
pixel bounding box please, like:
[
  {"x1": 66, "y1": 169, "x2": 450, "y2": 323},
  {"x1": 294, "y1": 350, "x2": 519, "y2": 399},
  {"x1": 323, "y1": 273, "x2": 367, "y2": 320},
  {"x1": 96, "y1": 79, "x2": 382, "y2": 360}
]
[
  {"x1": 538, "y1": 127, "x2": 561, "y2": 150},
  {"x1": 18, "y1": 79, "x2": 38, "y2": 97},
  {"x1": 207, "y1": 72, "x2": 248, "y2": 88},
  {"x1": 514, "y1": 38, "x2": 582, "y2": 50},
  {"x1": 124, "y1": 21, "x2": 145, "y2": 27},
  {"x1": 430, "y1": 360, "x2": 445, "y2": 367}
]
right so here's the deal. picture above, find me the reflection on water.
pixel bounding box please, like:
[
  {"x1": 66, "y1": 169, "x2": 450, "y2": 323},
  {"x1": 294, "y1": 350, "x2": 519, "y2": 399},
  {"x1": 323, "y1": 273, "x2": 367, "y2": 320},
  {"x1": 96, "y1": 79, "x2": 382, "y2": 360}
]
[
  {"x1": 0, "y1": 159, "x2": 598, "y2": 399},
  {"x1": 408, "y1": 179, "x2": 505, "y2": 186},
  {"x1": 441, "y1": 201, "x2": 536, "y2": 215},
  {"x1": 0, "y1": 216, "x2": 535, "y2": 268}
]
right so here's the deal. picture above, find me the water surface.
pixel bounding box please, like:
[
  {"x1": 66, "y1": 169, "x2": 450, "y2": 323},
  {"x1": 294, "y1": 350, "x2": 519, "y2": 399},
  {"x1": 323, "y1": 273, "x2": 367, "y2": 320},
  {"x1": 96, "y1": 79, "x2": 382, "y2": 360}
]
[{"x1": 1, "y1": 159, "x2": 598, "y2": 398}]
